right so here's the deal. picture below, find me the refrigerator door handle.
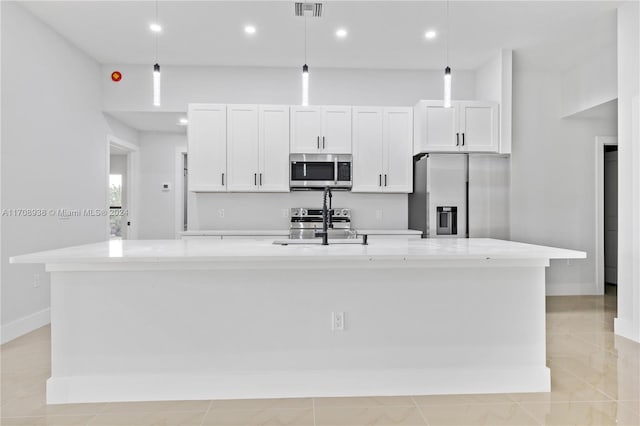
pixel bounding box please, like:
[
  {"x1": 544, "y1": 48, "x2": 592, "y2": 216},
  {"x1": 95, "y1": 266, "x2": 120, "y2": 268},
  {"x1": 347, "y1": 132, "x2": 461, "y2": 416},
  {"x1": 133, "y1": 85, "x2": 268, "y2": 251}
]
[
  {"x1": 462, "y1": 133, "x2": 465, "y2": 146},
  {"x1": 456, "y1": 133, "x2": 460, "y2": 146},
  {"x1": 379, "y1": 174, "x2": 382, "y2": 187}
]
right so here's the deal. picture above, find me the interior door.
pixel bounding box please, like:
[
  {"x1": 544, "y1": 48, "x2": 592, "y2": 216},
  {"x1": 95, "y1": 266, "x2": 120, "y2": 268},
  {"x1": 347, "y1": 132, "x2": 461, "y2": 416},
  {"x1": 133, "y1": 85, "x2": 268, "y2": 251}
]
[
  {"x1": 322, "y1": 106, "x2": 352, "y2": 153},
  {"x1": 352, "y1": 107, "x2": 383, "y2": 192},
  {"x1": 227, "y1": 105, "x2": 259, "y2": 192},
  {"x1": 259, "y1": 105, "x2": 290, "y2": 192},
  {"x1": 604, "y1": 149, "x2": 618, "y2": 284},
  {"x1": 383, "y1": 107, "x2": 413, "y2": 193},
  {"x1": 290, "y1": 107, "x2": 322, "y2": 153}
]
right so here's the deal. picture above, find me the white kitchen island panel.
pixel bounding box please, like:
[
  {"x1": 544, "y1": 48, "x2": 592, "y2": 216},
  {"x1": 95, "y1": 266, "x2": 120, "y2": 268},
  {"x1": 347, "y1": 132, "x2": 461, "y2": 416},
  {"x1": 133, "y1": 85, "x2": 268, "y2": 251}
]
[{"x1": 11, "y1": 239, "x2": 585, "y2": 404}]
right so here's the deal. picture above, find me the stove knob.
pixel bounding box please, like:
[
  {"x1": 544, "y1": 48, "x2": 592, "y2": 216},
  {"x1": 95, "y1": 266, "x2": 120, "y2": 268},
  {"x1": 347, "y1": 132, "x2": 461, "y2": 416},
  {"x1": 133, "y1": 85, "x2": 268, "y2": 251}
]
[
  {"x1": 334, "y1": 210, "x2": 341, "y2": 217},
  {"x1": 342, "y1": 209, "x2": 349, "y2": 216},
  {"x1": 301, "y1": 209, "x2": 307, "y2": 216}
]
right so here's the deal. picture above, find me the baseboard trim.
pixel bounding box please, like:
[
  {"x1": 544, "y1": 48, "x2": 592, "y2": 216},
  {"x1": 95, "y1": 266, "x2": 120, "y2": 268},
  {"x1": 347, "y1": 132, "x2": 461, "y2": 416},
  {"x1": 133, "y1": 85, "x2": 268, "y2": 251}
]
[
  {"x1": 46, "y1": 367, "x2": 551, "y2": 404},
  {"x1": 1, "y1": 308, "x2": 51, "y2": 344}
]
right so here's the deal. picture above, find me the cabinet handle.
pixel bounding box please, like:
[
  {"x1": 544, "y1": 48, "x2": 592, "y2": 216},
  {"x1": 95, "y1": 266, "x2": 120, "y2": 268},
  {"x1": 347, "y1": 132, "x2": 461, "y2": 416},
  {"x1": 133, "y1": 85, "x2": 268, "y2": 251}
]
[
  {"x1": 462, "y1": 133, "x2": 465, "y2": 146},
  {"x1": 222, "y1": 173, "x2": 225, "y2": 186},
  {"x1": 254, "y1": 173, "x2": 257, "y2": 186},
  {"x1": 322, "y1": 136, "x2": 326, "y2": 149},
  {"x1": 379, "y1": 174, "x2": 382, "y2": 187},
  {"x1": 317, "y1": 136, "x2": 320, "y2": 149},
  {"x1": 259, "y1": 173, "x2": 263, "y2": 186},
  {"x1": 384, "y1": 174, "x2": 388, "y2": 187},
  {"x1": 456, "y1": 133, "x2": 460, "y2": 146}
]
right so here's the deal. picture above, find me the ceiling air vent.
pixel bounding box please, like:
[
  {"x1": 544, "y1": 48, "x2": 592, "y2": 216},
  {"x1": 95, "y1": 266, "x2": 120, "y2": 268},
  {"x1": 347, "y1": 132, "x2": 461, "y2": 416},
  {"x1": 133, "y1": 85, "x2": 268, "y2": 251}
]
[{"x1": 295, "y1": 2, "x2": 323, "y2": 17}]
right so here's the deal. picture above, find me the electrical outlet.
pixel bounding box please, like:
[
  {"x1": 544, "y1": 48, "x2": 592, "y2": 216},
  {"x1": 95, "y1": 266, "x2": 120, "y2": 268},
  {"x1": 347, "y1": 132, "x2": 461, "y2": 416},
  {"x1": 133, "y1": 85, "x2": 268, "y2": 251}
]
[
  {"x1": 332, "y1": 312, "x2": 345, "y2": 331},
  {"x1": 218, "y1": 209, "x2": 225, "y2": 218},
  {"x1": 33, "y1": 273, "x2": 41, "y2": 288},
  {"x1": 375, "y1": 210, "x2": 383, "y2": 220},
  {"x1": 282, "y1": 209, "x2": 289, "y2": 218}
]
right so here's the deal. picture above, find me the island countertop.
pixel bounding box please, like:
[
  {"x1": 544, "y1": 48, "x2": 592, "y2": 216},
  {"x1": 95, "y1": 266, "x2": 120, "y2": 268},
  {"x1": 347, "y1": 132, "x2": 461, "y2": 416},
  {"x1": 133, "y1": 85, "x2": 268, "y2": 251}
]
[{"x1": 10, "y1": 238, "x2": 586, "y2": 266}]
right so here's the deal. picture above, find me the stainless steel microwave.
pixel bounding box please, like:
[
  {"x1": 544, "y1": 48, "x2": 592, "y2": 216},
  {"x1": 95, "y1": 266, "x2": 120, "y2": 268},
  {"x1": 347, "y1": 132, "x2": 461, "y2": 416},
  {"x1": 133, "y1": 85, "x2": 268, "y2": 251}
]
[{"x1": 290, "y1": 154, "x2": 352, "y2": 190}]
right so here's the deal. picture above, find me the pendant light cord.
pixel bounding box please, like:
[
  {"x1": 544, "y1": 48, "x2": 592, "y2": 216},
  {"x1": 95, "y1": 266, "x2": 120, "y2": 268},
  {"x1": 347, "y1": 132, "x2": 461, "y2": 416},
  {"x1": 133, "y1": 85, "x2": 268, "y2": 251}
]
[
  {"x1": 304, "y1": 13, "x2": 308, "y2": 64},
  {"x1": 155, "y1": 0, "x2": 159, "y2": 63},
  {"x1": 446, "y1": 0, "x2": 450, "y2": 65}
]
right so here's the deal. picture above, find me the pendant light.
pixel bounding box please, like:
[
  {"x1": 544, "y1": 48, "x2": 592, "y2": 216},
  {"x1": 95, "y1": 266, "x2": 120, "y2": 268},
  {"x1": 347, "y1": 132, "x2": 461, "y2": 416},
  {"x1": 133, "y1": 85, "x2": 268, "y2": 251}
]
[
  {"x1": 152, "y1": 0, "x2": 161, "y2": 107},
  {"x1": 443, "y1": 0, "x2": 452, "y2": 108},
  {"x1": 302, "y1": 13, "x2": 309, "y2": 106}
]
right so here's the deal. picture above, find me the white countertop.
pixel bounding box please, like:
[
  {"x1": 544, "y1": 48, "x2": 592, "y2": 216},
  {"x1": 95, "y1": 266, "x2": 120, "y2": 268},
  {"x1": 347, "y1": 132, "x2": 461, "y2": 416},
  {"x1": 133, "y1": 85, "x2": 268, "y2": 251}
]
[
  {"x1": 181, "y1": 229, "x2": 423, "y2": 236},
  {"x1": 11, "y1": 238, "x2": 585, "y2": 265}
]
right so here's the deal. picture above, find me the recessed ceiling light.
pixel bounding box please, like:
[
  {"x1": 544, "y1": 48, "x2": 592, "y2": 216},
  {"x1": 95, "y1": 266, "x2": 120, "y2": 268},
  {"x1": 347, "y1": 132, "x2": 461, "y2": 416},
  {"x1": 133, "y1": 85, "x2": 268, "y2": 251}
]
[
  {"x1": 425, "y1": 30, "x2": 437, "y2": 40},
  {"x1": 336, "y1": 28, "x2": 348, "y2": 38},
  {"x1": 149, "y1": 23, "x2": 162, "y2": 33},
  {"x1": 178, "y1": 117, "x2": 188, "y2": 126},
  {"x1": 244, "y1": 25, "x2": 257, "y2": 35}
]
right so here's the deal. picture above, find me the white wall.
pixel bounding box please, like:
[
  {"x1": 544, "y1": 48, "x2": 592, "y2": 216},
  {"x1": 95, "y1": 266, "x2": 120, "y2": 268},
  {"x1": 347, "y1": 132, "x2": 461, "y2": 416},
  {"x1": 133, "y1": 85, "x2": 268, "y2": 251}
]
[
  {"x1": 615, "y1": 1, "x2": 640, "y2": 342},
  {"x1": 562, "y1": 13, "x2": 618, "y2": 116},
  {"x1": 102, "y1": 64, "x2": 478, "y2": 112},
  {"x1": 0, "y1": 2, "x2": 138, "y2": 343},
  {"x1": 137, "y1": 132, "x2": 186, "y2": 239},
  {"x1": 510, "y1": 65, "x2": 617, "y2": 296}
]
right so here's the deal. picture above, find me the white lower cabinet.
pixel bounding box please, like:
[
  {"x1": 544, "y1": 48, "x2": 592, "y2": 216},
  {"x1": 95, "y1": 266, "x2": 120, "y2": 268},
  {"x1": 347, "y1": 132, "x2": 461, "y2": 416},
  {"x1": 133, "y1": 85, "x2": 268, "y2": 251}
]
[
  {"x1": 226, "y1": 105, "x2": 290, "y2": 193},
  {"x1": 352, "y1": 107, "x2": 413, "y2": 193}
]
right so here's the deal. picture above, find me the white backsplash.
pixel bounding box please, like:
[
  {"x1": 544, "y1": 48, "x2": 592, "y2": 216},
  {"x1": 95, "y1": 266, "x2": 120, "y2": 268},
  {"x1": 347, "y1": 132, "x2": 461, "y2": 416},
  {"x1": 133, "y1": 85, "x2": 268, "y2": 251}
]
[{"x1": 188, "y1": 192, "x2": 408, "y2": 231}]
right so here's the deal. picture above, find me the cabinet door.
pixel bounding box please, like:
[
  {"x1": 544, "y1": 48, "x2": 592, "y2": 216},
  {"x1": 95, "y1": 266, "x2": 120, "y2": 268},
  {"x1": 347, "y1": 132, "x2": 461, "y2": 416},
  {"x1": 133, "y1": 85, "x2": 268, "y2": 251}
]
[
  {"x1": 259, "y1": 105, "x2": 290, "y2": 192},
  {"x1": 458, "y1": 101, "x2": 499, "y2": 152},
  {"x1": 290, "y1": 107, "x2": 323, "y2": 153},
  {"x1": 227, "y1": 105, "x2": 259, "y2": 192},
  {"x1": 383, "y1": 107, "x2": 413, "y2": 193},
  {"x1": 352, "y1": 108, "x2": 384, "y2": 192},
  {"x1": 322, "y1": 106, "x2": 352, "y2": 153},
  {"x1": 187, "y1": 104, "x2": 227, "y2": 192},
  {"x1": 416, "y1": 101, "x2": 459, "y2": 152}
]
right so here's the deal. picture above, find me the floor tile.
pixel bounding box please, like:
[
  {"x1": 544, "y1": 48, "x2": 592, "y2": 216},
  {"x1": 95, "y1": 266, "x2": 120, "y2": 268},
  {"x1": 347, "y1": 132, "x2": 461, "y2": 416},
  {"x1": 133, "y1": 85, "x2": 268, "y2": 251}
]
[
  {"x1": 0, "y1": 386, "x2": 107, "y2": 418},
  {"x1": 88, "y1": 410, "x2": 206, "y2": 426},
  {"x1": 208, "y1": 398, "x2": 311, "y2": 411},
  {"x1": 102, "y1": 400, "x2": 210, "y2": 414},
  {"x1": 0, "y1": 415, "x2": 94, "y2": 426},
  {"x1": 314, "y1": 406, "x2": 426, "y2": 425},
  {"x1": 419, "y1": 403, "x2": 538, "y2": 426},
  {"x1": 509, "y1": 369, "x2": 612, "y2": 403},
  {"x1": 314, "y1": 396, "x2": 414, "y2": 408},
  {"x1": 519, "y1": 401, "x2": 640, "y2": 426},
  {"x1": 412, "y1": 393, "x2": 513, "y2": 405},
  {"x1": 201, "y1": 408, "x2": 314, "y2": 425}
]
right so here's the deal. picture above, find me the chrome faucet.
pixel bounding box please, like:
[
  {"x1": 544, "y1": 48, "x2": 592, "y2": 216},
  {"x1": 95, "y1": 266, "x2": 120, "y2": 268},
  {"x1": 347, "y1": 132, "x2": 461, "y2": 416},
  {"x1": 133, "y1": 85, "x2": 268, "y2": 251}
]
[{"x1": 315, "y1": 186, "x2": 333, "y2": 245}]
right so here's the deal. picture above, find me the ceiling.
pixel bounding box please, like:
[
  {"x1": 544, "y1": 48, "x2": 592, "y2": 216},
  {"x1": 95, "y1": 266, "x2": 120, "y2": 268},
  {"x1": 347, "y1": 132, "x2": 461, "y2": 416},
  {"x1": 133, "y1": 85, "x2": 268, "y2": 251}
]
[{"x1": 22, "y1": 1, "x2": 620, "y2": 71}]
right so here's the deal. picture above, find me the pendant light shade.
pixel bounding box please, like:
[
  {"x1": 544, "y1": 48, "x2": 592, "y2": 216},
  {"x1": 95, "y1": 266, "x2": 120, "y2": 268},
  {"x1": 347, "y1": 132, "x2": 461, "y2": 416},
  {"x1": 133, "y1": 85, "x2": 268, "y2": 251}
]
[
  {"x1": 153, "y1": 63, "x2": 161, "y2": 107},
  {"x1": 302, "y1": 64, "x2": 309, "y2": 106},
  {"x1": 443, "y1": 66, "x2": 451, "y2": 108}
]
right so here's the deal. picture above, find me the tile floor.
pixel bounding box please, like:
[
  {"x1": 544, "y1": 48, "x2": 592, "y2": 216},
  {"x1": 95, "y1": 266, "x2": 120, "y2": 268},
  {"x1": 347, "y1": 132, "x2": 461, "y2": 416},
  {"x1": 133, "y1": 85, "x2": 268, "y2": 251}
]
[{"x1": 1, "y1": 292, "x2": 639, "y2": 425}]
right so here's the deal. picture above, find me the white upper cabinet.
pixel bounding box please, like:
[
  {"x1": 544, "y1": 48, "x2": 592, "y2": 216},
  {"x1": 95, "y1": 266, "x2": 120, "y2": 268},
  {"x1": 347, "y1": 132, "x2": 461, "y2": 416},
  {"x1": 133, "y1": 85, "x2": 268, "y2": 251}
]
[
  {"x1": 188, "y1": 104, "x2": 227, "y2": 192},
  {"x1": 258, "y1": 105, "x2": 290, "y2": 192},
  {"x1": 290, "y1": 106, "x2": 352, "y2": 153},
  {"x1": 352, "y1": 108, "x2": 384, "y2": 192},
  {"x1": 352, "y1": 107, "x2": 413, "y2": 193},
  {"x1": 227, "y1": 105, "x2": 259, "y2": 192},
  {"x1": 458, "y1": 101, "x2": 500, "y2": 152},
  {"x1": 414, "y1": 100, "x2": 499, "y2": 154},
  {"x1": 383, "y1": 107, "x2": 413, "y2": 193}
]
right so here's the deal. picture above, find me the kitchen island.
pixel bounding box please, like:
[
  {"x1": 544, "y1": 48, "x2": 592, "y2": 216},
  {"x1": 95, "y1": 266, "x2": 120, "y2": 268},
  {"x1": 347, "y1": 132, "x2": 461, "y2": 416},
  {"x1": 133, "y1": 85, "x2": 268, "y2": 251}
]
[{"x1": 11, "y1": 238, "x2": 585, "y2": 404}]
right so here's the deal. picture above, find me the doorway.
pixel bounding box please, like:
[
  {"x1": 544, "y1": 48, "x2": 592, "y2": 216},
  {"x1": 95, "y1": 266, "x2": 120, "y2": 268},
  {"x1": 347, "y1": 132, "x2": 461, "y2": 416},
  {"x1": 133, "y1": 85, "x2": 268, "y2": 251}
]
[
  {"x1": 595, "y1": 136, "x2": 618, "y2": 295},
  {"x1": 107, "y1": 136, "x2": 139, "y2": 240}
]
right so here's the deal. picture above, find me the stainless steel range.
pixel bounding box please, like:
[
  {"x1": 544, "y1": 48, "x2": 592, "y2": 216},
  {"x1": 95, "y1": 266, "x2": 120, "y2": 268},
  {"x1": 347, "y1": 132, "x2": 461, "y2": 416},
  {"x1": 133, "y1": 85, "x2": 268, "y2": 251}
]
[{"x1": 289, "y1": 208, "x2": 355, "y2": 239}]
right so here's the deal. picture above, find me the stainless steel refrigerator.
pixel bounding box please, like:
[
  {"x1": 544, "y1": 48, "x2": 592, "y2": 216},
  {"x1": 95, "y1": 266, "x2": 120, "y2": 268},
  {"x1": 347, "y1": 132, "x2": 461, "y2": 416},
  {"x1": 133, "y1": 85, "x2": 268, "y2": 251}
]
[{"x1": 409, "y1": 153, "x2": 510, "y2": 239}]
